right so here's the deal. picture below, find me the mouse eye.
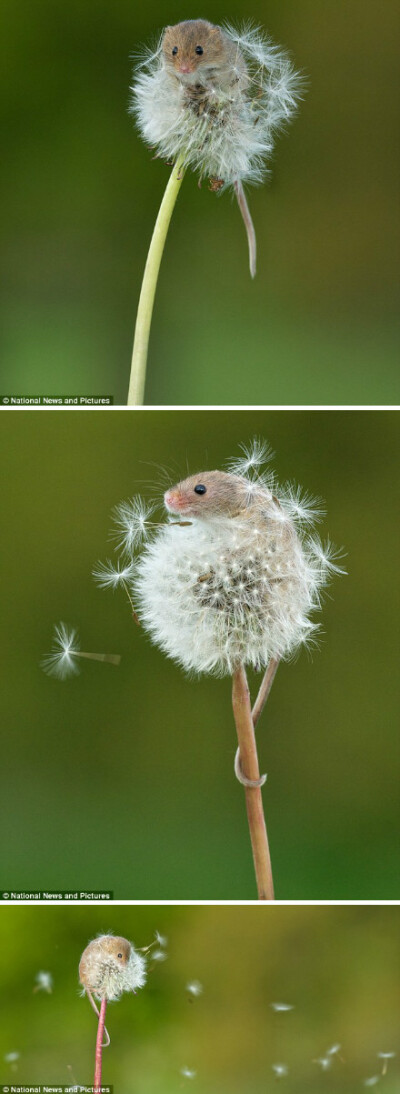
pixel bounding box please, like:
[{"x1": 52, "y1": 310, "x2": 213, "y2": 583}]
[
  {"x1": 172, "y1": 46, "x2": 178, "y2": 56},
  {"x1": 195, "y1": 45, "x2": 204, "y2": 55},
  {"x1": 117, "y1": 952, "x2": 123, "y2": 958},
  {"x1": 194, "y1": 484, "x2": 207, "y2": 495}
]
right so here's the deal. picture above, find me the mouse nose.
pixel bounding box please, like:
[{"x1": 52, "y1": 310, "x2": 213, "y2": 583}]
[{"x1": 178, "y1": 63, "x2": 193, "y2": 74}]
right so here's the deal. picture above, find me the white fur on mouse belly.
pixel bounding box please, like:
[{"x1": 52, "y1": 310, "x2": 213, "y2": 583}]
[{"x1": 134, "y1": 513, "x2": 320, "y2": 677}]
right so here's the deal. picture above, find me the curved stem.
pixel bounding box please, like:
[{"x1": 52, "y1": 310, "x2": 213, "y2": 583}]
[
  {"x1": 94, "y1": 997, "x2": 107, "y2": 1092},
  {"x1": 127, "y1": 154, "x2": 186, "y2": 405},
  {"x1": 252, "y1": 656, "x2": 280, "y2": 728},
  {"x1": 232, "y1": 664, "x2": 274, "y2": 901}
]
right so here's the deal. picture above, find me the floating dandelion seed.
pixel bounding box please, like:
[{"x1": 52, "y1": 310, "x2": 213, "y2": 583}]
[
  {"x1": 41, "y1": 623, "x2": 121, "y2": 679},
  {"x1": 364, "y1": 1078, "x2": 380, "y2": 1088},
  {"x1": 378, "y1": 1052, "x2": 396, "y2": 1076},
  {"x1": 270, "y1": 1002, "x2": 295, "y2": 1012},
  {"x1": 227, "y1": 438, "x2": 274, "y2": 478},
  {"x1": 327, "y1": 1044, "x2": 342, "y2": 1056},
  {"x1": 313, "y1": 1056, "x2": 331, "y2": 1071},
  {"x1": 4, "y1": 1052, "x2": 20, "y2": 1063},
  {"x1": 155, "y1": 930, "x2": 167, "y2": 947},
  {"x1": 34, "y1": 971, "x2": 53, "y2": 993},
  {"x1": 186, "y1": 980, "x2": 203, "y2": 997},
  {"x1": 181, "y1": 1067, "x2": 197, "y2": 1080},
  {"x1": 152, "y1": 949, "x2": 168, "y2": 962},
  {"x1": 272, "y1": 1063, "x2": 289, "y2": 1078}
]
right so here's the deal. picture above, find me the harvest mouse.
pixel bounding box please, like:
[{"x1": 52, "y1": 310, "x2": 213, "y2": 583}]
[{"x1": 162, "y1": 20, "x2": 257, "y2": 275}]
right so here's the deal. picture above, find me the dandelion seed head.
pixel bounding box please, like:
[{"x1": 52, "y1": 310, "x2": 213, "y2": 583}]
[
  {"x1": 132, "y1": 442, "x2": 343, "y2": 677},
  {"x1": 79, "y1": 934, "x2": 147, "y2": 1002},
  {"x1": 130, "y1": 22, "x2": 303, "y2": 188}
]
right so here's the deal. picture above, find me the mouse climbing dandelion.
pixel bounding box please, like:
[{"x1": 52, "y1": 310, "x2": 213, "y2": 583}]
[
  {"x1": 79, "y1": 934, "x2": 147, "y2": 1091},
  {"x1": 94, "y1": 440, "x2": 344, "y2": 900},
  {"x1": 128, "y1": 20, "x2": 303, "y2": 403}
]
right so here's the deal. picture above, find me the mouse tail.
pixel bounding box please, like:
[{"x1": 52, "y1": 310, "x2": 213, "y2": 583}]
[
  {"x1": 234, "y1": 181, "x2": 257, "y2": 278},
  {"x1": 86, "y1": 988, "x2": 111, "y2": 1047}
]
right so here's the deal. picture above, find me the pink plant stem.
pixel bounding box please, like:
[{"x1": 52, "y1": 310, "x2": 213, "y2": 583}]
[
  {"x1": 94, "y1": 997, "x2": 107, "y2": 1092},
  {"x1": 232, "y1": 664, "x2": 274, "y2": 901}
]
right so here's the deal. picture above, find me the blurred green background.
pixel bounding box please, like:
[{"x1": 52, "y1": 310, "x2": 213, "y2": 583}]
[
  {"x1": 1, "y1": 0, "x2": 399, "y2": 404},
  {"x1": 0, "y1": 408, "x2": 399, "y2": 899},
  {"x1": 0, "y1": 904, "x2": 398, "y2": 1092}
]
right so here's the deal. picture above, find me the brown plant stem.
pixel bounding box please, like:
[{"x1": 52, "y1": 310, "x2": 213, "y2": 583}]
[
  {"x1": 94, "y1": 997, "x2": 107, "y2": 1092},
  {"x1": 232, "y1": 663, "x2": 274, "y2": 901},
  {"x1": 252, "y1": 656, "x2": 280, "y2": 727}
]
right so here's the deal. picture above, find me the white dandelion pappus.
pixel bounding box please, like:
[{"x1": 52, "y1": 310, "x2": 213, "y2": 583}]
[
  {"x1": 112, "y1": 496, "x2": 158, "y2": 556},
  {"x1": 4, "y1": 1053, "x2": 20, "y2": 1063},
  {"x1": 180, "y1": 1067, "x2": 197, "y2": 1080},
  {"x1": 327, "y1": 1043, "x2": 342, "y2": 1056},
  {"x1": 41, "y1": 623, "x2": 80, "y2": 680},
  {"x1": 152, "y1": 949, "x2": 167, "y2": 962},
  {"x1": 186, "y1": 980, "x2": 203, "y2": 997},
  {"x1": 272, "y1": 1063, "x2": 289, "y2": 1078},
  {"x1": 313, "y1": 1056, "x2": 331, "y2": 1072},
  {"x1": 155, "y1": 930, "x2": 167, "y2": 947},
  {"x1": 92, "y1": 558, "x2": 136, "y2": 590},
  {"x1": 270, "y1": 1002, "x2": 295, "y2": 1013},
  {"x1": 34, "y1": 970, "x2": 53, "y2": 993},
  {"x1": 364, "y1": 1078, "x2": 380, "y2": 1088},
  {"x1": 131, "y1": 443, "x2": 344, "y2": 678}
]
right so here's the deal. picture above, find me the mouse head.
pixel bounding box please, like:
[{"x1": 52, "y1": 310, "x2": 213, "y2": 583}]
[
  {"x1": 98, "y1": 935, "x2": 132, "y2": 965},
  {"x1": 162, "y1": 20, "x2": 224, "y2": 82},
  {"x1": 164, "y1": 470, "x2": 249, "y2": 519}
]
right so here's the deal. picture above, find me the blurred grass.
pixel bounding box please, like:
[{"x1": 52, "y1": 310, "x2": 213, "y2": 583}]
[
  {"x1": 0, "y1": 408, "x2": 398, "y2": 898},
  {"x1": 1, "y1": 0, "x2": 399, "y2": 403},
  {"x1": 0, "y1": 905, "x2": 398, "y2": 1092}
]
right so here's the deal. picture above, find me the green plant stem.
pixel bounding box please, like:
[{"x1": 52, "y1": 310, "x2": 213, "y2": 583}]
[
  {"x1": 232, "y1": 663, "x2": 274, "y2": 901},
  {"x1": 127, "y1": 154, "x2": 186, "y2": 405}
]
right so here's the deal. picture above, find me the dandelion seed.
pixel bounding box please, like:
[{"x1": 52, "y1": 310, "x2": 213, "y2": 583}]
[
  {"x1": 181, "y1": 1066, "x2": 197, "y2": 1080},
  {"x1": 41, "y1": 623, "x2": 81, "y2": 679},
  {"x1": 112, "y1": 497, "x2": 158, "y2": 555},
  {"x1": 155, "y1": 930, "x2": 168, "y2": 947},
  {"x1": 92, "y1": 559, "x2": 136, "y2": 590},
  {"x1": 327, "y1": 1044, "x2": 342, "y2": 1056},
  {"x1": 378, "y1": 1052, "x2": 396, "y2": 1076},
  {"x1": 364, "y1": 1078, "x2": 380, "y2": 1087},
  {"x1": 226, "y1": 438, "x2": 274, "y2": 478},
  {"x1": 34, "y1": 970, "x2": 53, "y2": 993},
  {"x1": 270, "y1": 1002, "x2": 294, "y2": 1012},
  {"x1": 4, "y1": 1052, "x2": 20, "y2": 1063},
  {"x1": 272, "y1": 1063, "x2": 289, "y2": 1077},
  {"x1": 186, "y1": 980, "x2": 203, "y2": 997},
  {"x1": 313, "y1": 1056, "x2": 331, "y2": 1071},
  {"x1": 41, "y1": 623, "x2": 121, "y2": 680},
  {"x1": 152, "y1": 949, "x2": 168, "y2": 962}
]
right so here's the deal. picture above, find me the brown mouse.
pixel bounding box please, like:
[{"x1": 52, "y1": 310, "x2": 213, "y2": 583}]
[{"x1": 164, "y1": 469, "x2": 271, "y2": 521}]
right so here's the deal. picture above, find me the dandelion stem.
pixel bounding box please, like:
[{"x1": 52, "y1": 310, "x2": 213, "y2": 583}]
[
  {"x1": 252, "y1": 656, "x2": 280, "y2": 727},
  {"x1": 94, "y1": 997, "x2": 107, "y2": 1092},
  {"x1": 128, "y1": 153, "x2": 186, "y2": 405},
  {"x1": 232, "y1": 663, "x2": 274, "y2": 901}
]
